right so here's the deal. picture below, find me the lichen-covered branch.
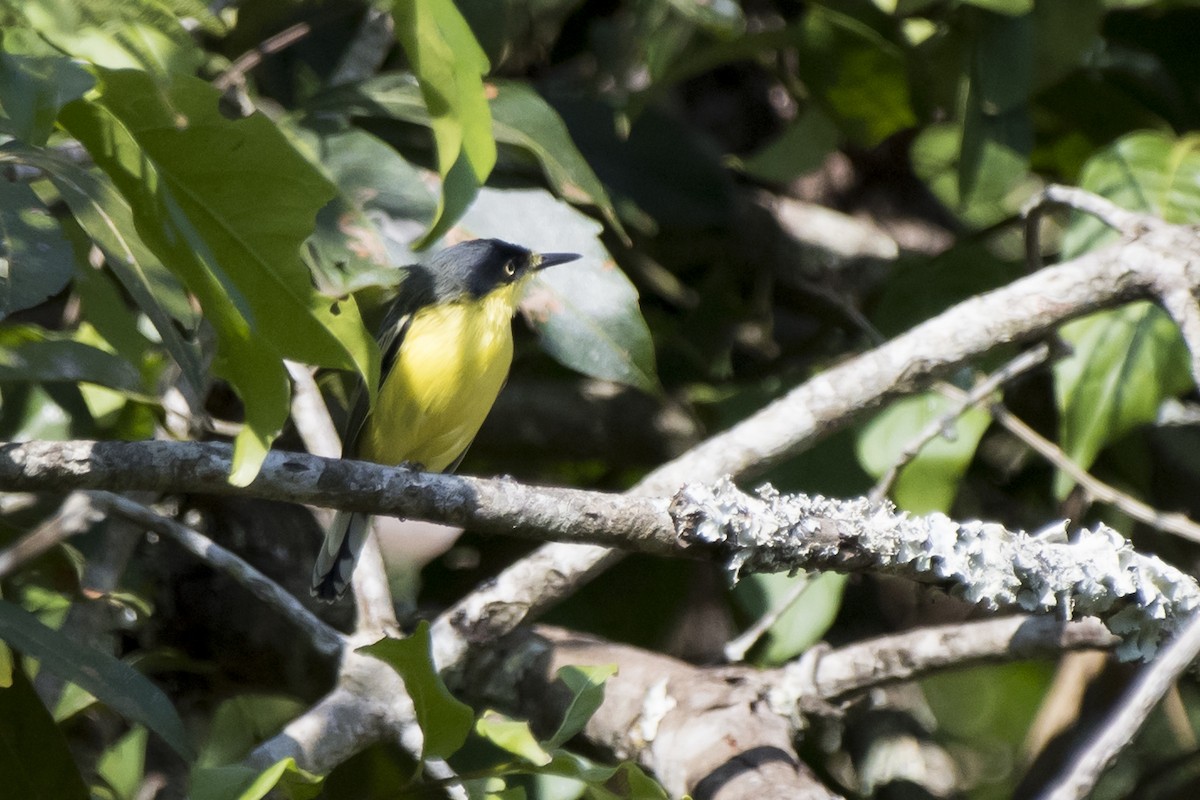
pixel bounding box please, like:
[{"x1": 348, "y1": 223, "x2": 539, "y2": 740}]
[{"x1": 670, "y1": 479, "x2": 1200, "y2": 661}]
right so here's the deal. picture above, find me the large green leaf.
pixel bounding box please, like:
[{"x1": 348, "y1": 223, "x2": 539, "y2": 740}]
[
  {"x1": 1063, "y1": 131, "x2": 1200, "y2": 259},
  {"x1": 4, "y1": 143, "x2": 205, "y2": 406},
  {"x1": 0, "y1": 598, "x2": 193, "y2": 760},
  {"x1": 358, "y1": 623, "x2": 473, "y2": 760},
  {"x1": 0, "y1": 51, "x2": 93, "y2": 145},
  {"x1": 544, "y1": 664, "x2": 617, "y2": 750},
  {"x1": 458, "y1": 188, "x2": 659, "y2": 393},
  {"x1": 1052, "y1": 132, "x2": 1200, "y2": 495},
  {"x1": 59, "y1": 68, "x2": 378, "y2": 482},
  {"x1": 0, "y1": 661, "x2": 88, "y2": 800},
  {"x1": 0, "y1": 180, "x2": 74, "y2": 318},
  {"x1": 857, "y1": 390, "x2": 992, "y2": 513},
  {"x1": 393, "y1": 0, "x2": 495, "y2": 248},
  {"x1": 1054, "y1": 302, "x2": 1191, "y2": 497},
  {"x1": 732, "y1": 572, "x2": 848, "y2": 666}
]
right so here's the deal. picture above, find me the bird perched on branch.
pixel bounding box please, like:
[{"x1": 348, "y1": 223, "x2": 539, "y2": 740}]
[{"x1": 312, "y1": 238, "x2": 580, "y2": 600}]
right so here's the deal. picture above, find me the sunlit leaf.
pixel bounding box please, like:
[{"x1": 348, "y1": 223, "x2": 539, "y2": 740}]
[
  {"x1": 662, "y1": 0, "x2": 745, "y2": 37},
  {"x1": 545, "y1": 664, "x2": 617, "y2": 749},
  {"x1": 393, "y1": 0, "x2": 495, "y2": 247},
  {"x1": 732, "y1": 572, "x2": 848, "y2": 666},
  {"x1": 96, "y1": 726, "x2": 147, "y2": 800},
  {"x1": 0, "y1": 662, "x2": 88, "y2": 799},
  {"x1": 1054, "y1": 303, "x2": 1191, "y2": 497},
  {"x1": 475, "y1": 711, "x2": 552, "y2": 766},
  {"x1": 0, "y1": 180, "x2": 74, "y2": 319},
  {"x1": 2, "y1": 0, "x2": 203, "y2": 73},
  {"x1": 857, "y1": 390, "x2": 992, "y2": 513},
  {"x1": 0, "y1": 598, "x2": 194, "y2": 760},
  {"x1": 358, "y1": 623, "x2": 473, "y2": 760},
  {"x1": 59, "y1": 68, "x2": 378, "y2": 482}
]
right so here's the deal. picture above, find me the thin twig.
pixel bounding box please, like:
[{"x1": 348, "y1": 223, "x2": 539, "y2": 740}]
[
  {"x1": 871, "y1": 342, "x2": 1053, "y2": 504},
  {"x1": 213, "y1": 22, "x2": 313, "y2": 92},
  {"x1": 0, "y1": 492, "x2": 98, "y2": 578},
  {"x1": 983, "y1": 400, "x2": 1200, "y2": 544},
  {"x1": 88, "y1": 490, "x2": 345, "y2": 658},
  {"x1": 1038, "y1": 608, "x2": 1200, "y2": 800}
]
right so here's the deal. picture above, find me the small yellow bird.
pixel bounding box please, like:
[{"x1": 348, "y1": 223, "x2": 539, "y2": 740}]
[{"x1": 312, "y1": 238, "x2": 579, "y2": 600}]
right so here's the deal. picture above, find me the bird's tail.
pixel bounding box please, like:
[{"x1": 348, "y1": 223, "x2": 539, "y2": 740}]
[{"x1": 311, "y1": 510, "x2": 370, "y2": 601}]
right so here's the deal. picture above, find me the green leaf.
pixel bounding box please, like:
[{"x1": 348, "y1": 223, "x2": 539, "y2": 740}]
[
  {"x1": 393, "y1": 0, "x2": 496, "y2": 248},
  {"x1": 734, "y1": 107, "x2": 840, "y2": 184},
  {"x1": 0, "y1": 598, "x2": 194, "y2": 761},
  {"x1": 545, "y1": 664, "x2": 617, "y2": 750},
  {"x1": 958, "y1": 12, "x2": 1033, "y2": 218},
  {"x1": 5, "y1": 143, "x2": 205, "y2": 410},
  {"x1": 1063, "y1": 131, "x2": 1200, "y2": 259},
  {"x1": 96, "y1": 726, "x2": 147, "y2": 800},
  {"x1": 59, "y1": 68, "x2": 378, "y2": 482},
  {"x1": 191, "y1": 759, "x2": 322, "y2": 800},
  {"x1": 0, "y1": 180, "x2": 74, "y2": 318},
  {"x1": 197, "y1": 694, "x2": 306, "y2": 768},
  {"x1": 794, "y1": 6, "x2": 916, "y2": 147},
  {"x1": 1, "y1": 0, "x2": 203, "y2": 74},
  {"x1": 0, "y1": 661, "x2": 89, "y2": 800},
  {"x1": 962, "y1": 0, "x2": 1033, "y2": 14},
  {"x1": 489, "y1": 80, "x2": 628, "y2": 243},
  {"x1": 1053, "y1": 302, "x2": 1191, "y2": 497},
  {"x1": 0, "y1": 51, "x2": 93, "y2": 145},
  {"x1": 459, "y1": 188, "x2": 660, "y2": 393},
  {"x1": 732, "y1": 572, "x2": 848, "y2": 666},
  {"x1": 475, "y1": 711, "x2": 553, "y2": 767},
  {"x1": 533, "y1": 752, "x2": 667, "y2": 799},
  {"x1": 857, "y1": 391, "x2": 992, "y2": 513},
  {"x1": 0, "y1": 326, "x2": 147, "y2": 396},
  {"x1": 357, "y1": 622, "x2": 473, "y2": 760}
]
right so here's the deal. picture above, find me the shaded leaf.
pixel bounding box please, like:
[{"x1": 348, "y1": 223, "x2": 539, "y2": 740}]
[
  {"x1": 0, "y1": 326, "x2": 146, "y2": 396},
  {"x1": 458, "y1": 188, "x2": 659, "y2": 393},
  {"x1": 59, "y1": 68, "x2": 378, "y2": 483},
  {"x1": 734, "y1": 107, "x2": 839, "y2": 184},
  {"x1": 0, "y1": 180, "x2": 74, "y2": 318},
  {"x1": 197, "y1": 694, "x2": 306, "y2": 768},
  {"x1": 489, "y1": 80, "x2": 628, "y2": 242},
  {"x1": 358, "y1": 622, "x2": 473, "y2": 760},
  {"x1": 545, "y1": 664, "x2": 617, "y2": 749},
  {"x1": 393, "y1": 0, "x2": 495, "y2": 247},
  {"x1": 794, "y1": 6, "x2": 916, "y2": 147},
  {"x1": 0, "y1": 661, "x2": 88, "y2": 800},
  {"x1": 0, "y1": 598, "x2": 193, "y2": 760},
  {"x1": 191, "y1": 758, "x2": 321, "y2": 800},
  {"x1": 7, "y1": 143, "x2": 205, "y2": 408}
]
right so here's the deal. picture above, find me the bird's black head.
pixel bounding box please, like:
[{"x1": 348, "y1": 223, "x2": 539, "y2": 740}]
[{"x1": 427, "y1": 239, "x2": 579, "y2": 301}]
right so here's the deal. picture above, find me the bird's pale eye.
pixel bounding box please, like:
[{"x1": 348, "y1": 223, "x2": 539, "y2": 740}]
[{"x1": 503, "y1": 261, "x2": 516, "y2": 277}]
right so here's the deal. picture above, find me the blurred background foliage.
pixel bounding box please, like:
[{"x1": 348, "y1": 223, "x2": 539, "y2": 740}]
[{"x1": 2, "y1": 0, "x2": 1200, "y2": 797}]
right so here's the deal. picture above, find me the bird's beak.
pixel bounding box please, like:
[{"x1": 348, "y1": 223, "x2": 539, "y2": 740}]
[{"x1": 533, "y1": 252, "x2": 581, "y2": 271}]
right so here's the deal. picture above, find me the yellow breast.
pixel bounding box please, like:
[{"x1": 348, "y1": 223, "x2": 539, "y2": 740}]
[{"x1": 357, "y1": 288, "x2": 517, "y2": 471}]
